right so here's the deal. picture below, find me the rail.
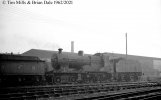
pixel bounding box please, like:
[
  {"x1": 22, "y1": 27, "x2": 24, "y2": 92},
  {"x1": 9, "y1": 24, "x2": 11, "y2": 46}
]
[{"x1": 0, "y1": 82, "x2": 160, "y2": 100}]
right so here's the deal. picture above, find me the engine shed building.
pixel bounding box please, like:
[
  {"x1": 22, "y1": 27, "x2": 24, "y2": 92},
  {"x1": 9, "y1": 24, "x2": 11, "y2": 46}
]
[{"x1": 22, "y1": 49, "x2": 161, "y2": 80}]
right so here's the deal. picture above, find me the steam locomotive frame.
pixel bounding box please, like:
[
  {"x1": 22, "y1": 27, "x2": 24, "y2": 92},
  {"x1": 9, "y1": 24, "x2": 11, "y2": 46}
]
[{"x1": 46, "y1": 71, "x2": 141, "y2": 84}]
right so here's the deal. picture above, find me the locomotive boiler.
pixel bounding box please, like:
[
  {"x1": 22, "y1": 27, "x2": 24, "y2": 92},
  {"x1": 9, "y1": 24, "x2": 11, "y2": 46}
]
[{"x1": 51, "y1": 48, "x2": 110, "y2": 72}]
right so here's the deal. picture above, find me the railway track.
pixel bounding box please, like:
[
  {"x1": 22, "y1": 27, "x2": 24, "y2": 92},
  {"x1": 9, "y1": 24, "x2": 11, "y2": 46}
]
[
  {"x1": 73, "y1": 87, "x2": 161, "y2": 100},
  {"x1": 0, "y1": 82, "x2": 160, "y2": 100}
]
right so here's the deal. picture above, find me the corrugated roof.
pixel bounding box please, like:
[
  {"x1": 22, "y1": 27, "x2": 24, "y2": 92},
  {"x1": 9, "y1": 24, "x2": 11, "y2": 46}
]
[
  {"x1": 22, "y1": 49, "x2": 161, "y2": 60},
  {"x1": 103, "y1": 52, "x2": 161, "y2": 60},
  {"x1": 22, "y1": 49, "x2": 91, "y2": 59},
  {"x1": 23, "y1": 49, "x2": 56, "y2": 58}
]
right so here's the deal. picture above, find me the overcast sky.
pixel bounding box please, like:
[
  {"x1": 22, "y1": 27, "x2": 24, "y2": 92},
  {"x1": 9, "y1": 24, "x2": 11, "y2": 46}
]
[{"x1": 0, "y1": 0, "x2": 161, "y2": 58}]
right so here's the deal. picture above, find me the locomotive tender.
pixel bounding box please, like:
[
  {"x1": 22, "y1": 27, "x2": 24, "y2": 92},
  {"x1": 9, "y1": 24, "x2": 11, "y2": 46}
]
[
  {"x1": 0, "y1": 49, "x2": 142, "y2": 87},
  {"x1": 0, "y1": 54, "x2": 47, "y2": 86}
]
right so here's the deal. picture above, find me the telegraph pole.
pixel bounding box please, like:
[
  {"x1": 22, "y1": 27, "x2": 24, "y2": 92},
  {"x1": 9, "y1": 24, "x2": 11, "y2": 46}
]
[
  {"x1": 126, "y1": 33, "x2": 127, "y2": 58},
  {"x1": 125, "y1": 33, "x2": 127, "y2": 72}
]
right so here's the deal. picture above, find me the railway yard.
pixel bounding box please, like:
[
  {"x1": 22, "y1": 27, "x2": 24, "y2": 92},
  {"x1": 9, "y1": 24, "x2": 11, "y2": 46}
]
[
  {"x1": 1, "y1": 48, "x2": 161, "y2": 100},
  {"x1": 0, "y1": 82, "x2": 161, "y2": 100}
]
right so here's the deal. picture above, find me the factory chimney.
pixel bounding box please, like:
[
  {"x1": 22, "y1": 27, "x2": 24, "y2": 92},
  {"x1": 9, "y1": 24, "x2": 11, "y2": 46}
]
[{"x1": 71, "y1": 41, "x2": 74, "y2": 53}]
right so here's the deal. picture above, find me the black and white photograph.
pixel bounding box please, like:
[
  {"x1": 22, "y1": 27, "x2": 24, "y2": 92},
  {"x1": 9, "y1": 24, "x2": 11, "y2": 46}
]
[{"x1": 0, "y1": 0, "x2": 161, "y2": 99}]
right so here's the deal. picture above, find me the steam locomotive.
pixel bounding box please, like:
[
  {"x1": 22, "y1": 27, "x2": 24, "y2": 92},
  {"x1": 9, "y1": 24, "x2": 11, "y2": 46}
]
[{"x1": 0, "y1": 48, "x2": 142, "y2": 87}]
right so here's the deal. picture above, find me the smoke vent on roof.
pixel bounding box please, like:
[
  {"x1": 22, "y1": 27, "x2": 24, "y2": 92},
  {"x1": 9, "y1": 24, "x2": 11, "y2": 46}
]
[{"x1": 78, "y1": 50, "x2": 84, "y2": 56}]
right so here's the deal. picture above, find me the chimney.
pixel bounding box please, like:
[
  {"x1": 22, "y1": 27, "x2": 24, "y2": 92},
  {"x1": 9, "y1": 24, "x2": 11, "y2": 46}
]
[
  {"x1": 71, "y1": 41, "x2": 74, "y2": 53},
  {"x1": 58, "y1": 48, "x2": 63, "y2": 54}
]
